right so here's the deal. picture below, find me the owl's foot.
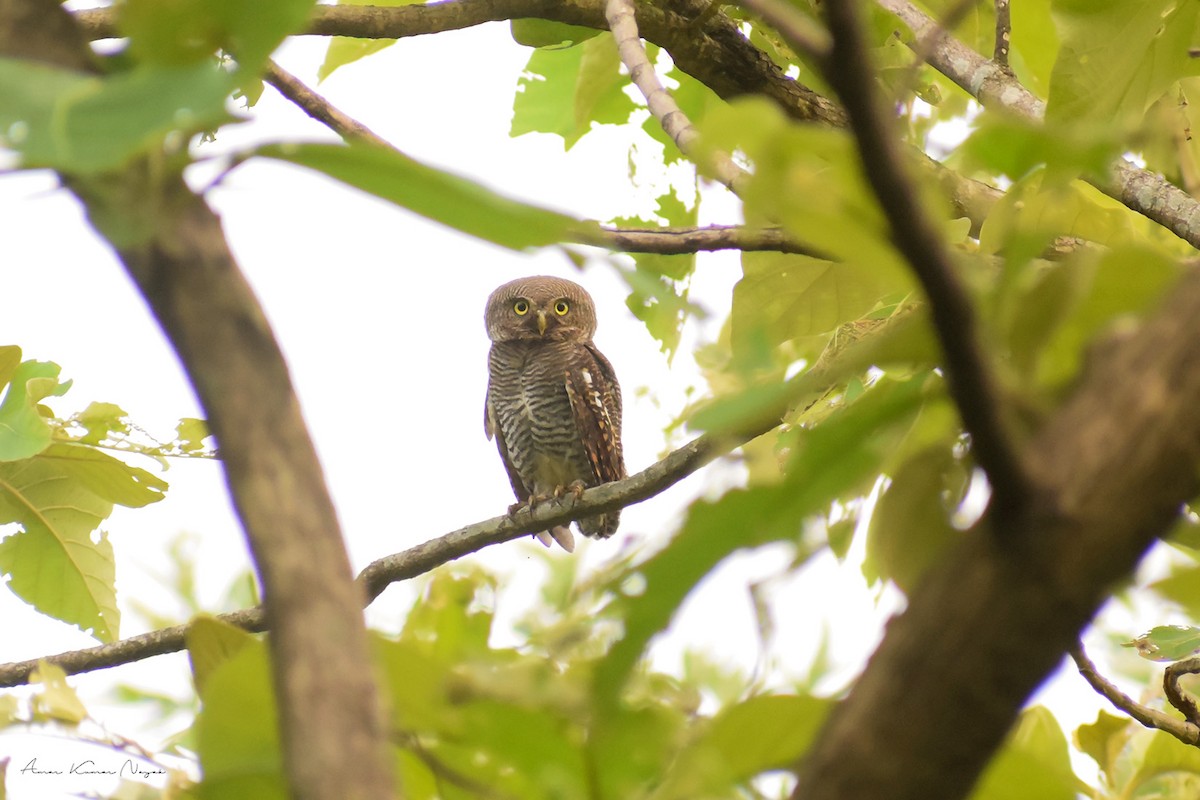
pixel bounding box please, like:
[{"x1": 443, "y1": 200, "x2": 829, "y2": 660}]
[
  {"x1": 507, "y1": 494, "x2": 551, "y2": 517},
  {"x1": 551, "y1": 481, "x2": 587, "y2": 502},
  {"x1": 508, "y1": 496, "x2": 576, "y2": 552}
]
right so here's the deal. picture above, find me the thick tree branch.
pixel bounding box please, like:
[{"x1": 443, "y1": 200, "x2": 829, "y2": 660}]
[
  {"x1": 819, "y1": 0, "x2": 1029, "y2": 516},
  {"x1": 1070, "y1": 643, "x2": 1200, "y2": 745},
  {"x1": 795, "y1": 267, "x2": 1200, "y2": 800},
  {"x1": 4, "y1": 5, "x2": 394, "y2": 798},
  {"x1": 877, "y1": 0, "x2": 1200, "y2": 252}
]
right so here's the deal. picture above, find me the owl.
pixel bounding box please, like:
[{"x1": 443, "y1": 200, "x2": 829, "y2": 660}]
[{"x1": 484, "y1": 275, "x2": 626, "y2": 552}]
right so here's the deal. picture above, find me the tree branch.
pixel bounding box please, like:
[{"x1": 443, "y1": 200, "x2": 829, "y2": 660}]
[
  {"x1": 263, "y1": 59, "x2": 391, "y2": 148},
  {"x1": 1164, "y1": 656, "x2": 1200, "y2": 727},
  {"x1": 992, "y1": 0, "x2": 1011, "y2": 70},
  {"x1": 1070, "y1": 642, "x2": 1200, "y2": 745},
  {"x1": 605, "y1": 0, "x2": 747, "y2": 192},
  {"x1": 584, "y1": 225, "x2": 829, "y2": 256},
  {"x1": 794, "y1": 266, "x2": 1200, "y2": 800},
  {"x1": 877, "y1": 0, "x2": 1200, "y2": 252},
  {"x1": 0, "y1": 436, "x2": 718, "y2": 687},
  {"x1": 818, "y1": 0, "x2": 1029, "y2": 517},
  {"x1": 7, "y1": 5, "x2": 394, "y2": 798}
]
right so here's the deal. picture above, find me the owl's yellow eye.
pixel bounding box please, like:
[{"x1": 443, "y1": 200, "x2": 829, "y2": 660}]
[
  {"x1": 554, "y1": 300, "x2": 570, "y2": 316},
  {"x1": 514, "y1": 300, "x2": 530, "y2": 315}
]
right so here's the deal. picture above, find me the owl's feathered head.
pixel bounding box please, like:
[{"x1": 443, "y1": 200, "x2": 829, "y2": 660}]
[{"x1": 485, "y1": 276, "x2": 599, "y2": 343}]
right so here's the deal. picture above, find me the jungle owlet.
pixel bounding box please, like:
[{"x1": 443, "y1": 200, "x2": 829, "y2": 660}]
[{"x1": 485, "y1": 275, "x2": 626, "y2": 552}]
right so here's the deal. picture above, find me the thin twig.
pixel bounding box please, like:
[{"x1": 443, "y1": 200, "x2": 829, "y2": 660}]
[
  {"x1": 992, "y1": 0, "x2": 1011, "y2": 70},
  {"x1": 820, "y1": 0, "x2": 1030, "y2": 518},
  {"x1": 263, "y1": 60, "x2": 392, "y2": 148},
  {"x1": 1070, "y1": 643, "x2": 1200, "y2": 745},
  {"x1": 604, "y1": 0, "x2": 748, "y2": 192},
  {"x1": 1165, "y1": 656, "x2": 1200, "y2": 727}
]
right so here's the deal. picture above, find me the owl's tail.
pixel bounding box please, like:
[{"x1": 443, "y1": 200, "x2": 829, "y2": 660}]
[{"x1": 534, "y1": 525, "x2": 576, "y2": 552}]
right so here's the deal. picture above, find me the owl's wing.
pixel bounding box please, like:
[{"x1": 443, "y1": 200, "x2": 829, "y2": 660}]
[
  {"x1": 485, "y1": 391, "x2": 530, "y2": 502},
  {"x1": 565, "y1": 345, "x2": 626, "y2": 487}
]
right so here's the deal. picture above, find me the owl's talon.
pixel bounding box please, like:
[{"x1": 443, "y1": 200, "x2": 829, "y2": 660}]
[{"x1": 567, "y1": 480, "x2": 586, "y2": 501}]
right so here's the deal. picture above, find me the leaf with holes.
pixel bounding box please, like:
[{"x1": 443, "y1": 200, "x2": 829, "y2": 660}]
[{"x1": 0, "y1": 455, "x2": 121, "y2": 641}]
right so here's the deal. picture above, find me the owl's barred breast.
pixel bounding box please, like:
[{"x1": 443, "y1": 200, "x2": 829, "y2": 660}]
[{"x1": 488, "y1": 340, "x2": 594, "y2": 495}]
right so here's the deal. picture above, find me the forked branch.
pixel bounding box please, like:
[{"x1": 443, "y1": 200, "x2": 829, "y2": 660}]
[{"x1": 1070, "y1": 643, "x2": 1200, "y2": 746}]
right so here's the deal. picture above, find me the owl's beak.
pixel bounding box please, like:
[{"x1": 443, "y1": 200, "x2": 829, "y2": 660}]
[{"x1": 536, "y1": 310, "x2": 548, "y2": 336}]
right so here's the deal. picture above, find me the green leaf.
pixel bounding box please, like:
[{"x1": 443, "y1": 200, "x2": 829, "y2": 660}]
[
  {"x1": 590, "y1": 705, "x2": 685, "y2": 799},
  {"x1": 1047, "y1": 0, "x2": 1200, "y2": 127},
  {"x1": 1009, "y1": 0, "x2": 1058, "y2": 96},
  {"x1": 956, "y1": 112, "x2": 1121, "y2": 182},
  {"x1": 29, "y1": 662, "x2": 88, "y2": 725},
  {"x1": 511, "y1": 20, "x2": 601, "y2": 49},
  {"x1": 732, "y1": 252, "x2": 911, "y2": 363},
  {"x1": 0, "y1": 453, "x2": 122, "y2": 641},
  {"x1": 0, "y1": 348, "x2": 21, "y2": 393},
  {"x1": 0, "y1": 359, "x2": 70, "y2": 461},
  {"x1": 1036, "y1": 243, "x2": 1180, "y2": 388},
  {"x1": 970, "y1": 706, "x2": 1080, "y2": 800},
  {"x1": 594, "y1": 376, "x2": 929, "y2": 708},
  {"x1": 176, "y1": 417, "x2": 212, "y2": 453},
  {"x1": 654, "y1": 694, "x2": 831, "y2": 799},
  {"x1": 318, "y1": 0, "x2": 423, "y2": 82},
  {"x1": 194, "y1": 639, "x2": 286, "y2": 800},
  {"x1": 400, "y1": 570, "x2": 496, "y2": 662},
  {"x1": 1150, "y1": 563, "x2": 1200, "y2": 620},
  {"x1": 1124, "y1": 728, "x2": 1200, "y2": 796},
  {"x1": 511, "y1": 34, "x2": 636, "y2": 149},
  {"x1": 864, "y1": 445, "x2": 965, "y2": 593},
  {"x1": 74, "y1": 402, "x2": 130, "y2": 446},
  {"x1": 1124, "y1": 625, "x2": 1200, "y2": 662},
  {"x1": 372, "y1": 637, "x2": 457, "y2": 734},
  {"x1": 257, "y1": 142, "x2": 587, "y2": 250},
  {"x1": 187, "y1": 615, "x2": 257, "y2": 695},
  {"x1": 120, "y1": 0, "x2": 314, "y2": 73},
  {"x1": 453, "y1": 699, "x2": 588, "y2": 797},
  {"x1": 619, "y1": 261, "x2": 698, "y2": 360},
  {"x1": 1074, "y1": 710, "x2": 1130, "y2": 776},
  {"x1": 0, "y1": 58, "x2": 235, "y2": 173},
  {"x1": 41, "y1": 443, "x2": 168, "y2": 508}
]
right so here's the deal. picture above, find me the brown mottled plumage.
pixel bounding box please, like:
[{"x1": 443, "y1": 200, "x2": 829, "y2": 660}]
[{"x1": 484, "y1": 276, "x2": 625, "y2": 552}]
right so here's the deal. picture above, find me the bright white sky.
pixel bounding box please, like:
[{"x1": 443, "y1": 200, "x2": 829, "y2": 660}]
[{"x1": 0, "y1": 17, "x2": 1171, "y2": 800}]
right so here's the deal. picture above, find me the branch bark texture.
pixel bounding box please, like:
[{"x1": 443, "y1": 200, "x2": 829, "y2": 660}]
[
  {"x1": 794, "y1": 269, "x2": 1200, "y2": 800},
  {"x1": 2, "y1": 5, "x2": 394, "y2": 799}
]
